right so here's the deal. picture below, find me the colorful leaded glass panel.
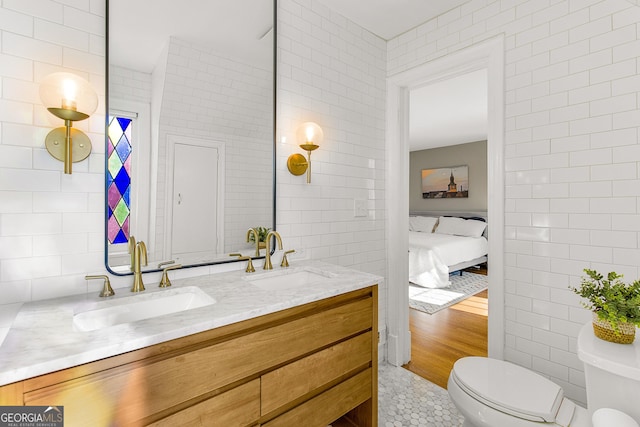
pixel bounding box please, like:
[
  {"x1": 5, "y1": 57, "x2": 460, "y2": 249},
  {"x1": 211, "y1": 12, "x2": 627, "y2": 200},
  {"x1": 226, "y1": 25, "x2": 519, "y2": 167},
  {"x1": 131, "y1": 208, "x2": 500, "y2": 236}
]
[{"x1": 107, "y1": 116, "x2": 132, "y2": 244}]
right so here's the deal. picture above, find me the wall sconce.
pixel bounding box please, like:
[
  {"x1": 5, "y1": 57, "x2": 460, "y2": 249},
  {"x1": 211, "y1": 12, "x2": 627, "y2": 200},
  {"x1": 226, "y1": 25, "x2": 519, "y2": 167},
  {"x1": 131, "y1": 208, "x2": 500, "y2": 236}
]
[
  {"x1": 39, "y1": 72, "x2": 98, "y2": 174},
  {"x1": 287, "y1": 122, "x2": 323, "y2": 184}
]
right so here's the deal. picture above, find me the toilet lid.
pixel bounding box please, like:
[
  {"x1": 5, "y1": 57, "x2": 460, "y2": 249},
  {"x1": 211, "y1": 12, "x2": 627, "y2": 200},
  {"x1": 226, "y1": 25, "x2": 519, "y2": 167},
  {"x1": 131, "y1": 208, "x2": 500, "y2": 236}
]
[{"x1": 451, "y1": 357, "x2": 564, "y2": 423}]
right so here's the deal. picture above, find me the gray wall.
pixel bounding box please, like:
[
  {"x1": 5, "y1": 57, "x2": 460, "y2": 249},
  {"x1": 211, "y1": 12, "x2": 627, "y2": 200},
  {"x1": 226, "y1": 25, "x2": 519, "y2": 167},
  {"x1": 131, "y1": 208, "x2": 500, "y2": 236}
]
[{"x1": 409, "y1": 140, "x2": 487, "y2": 213}]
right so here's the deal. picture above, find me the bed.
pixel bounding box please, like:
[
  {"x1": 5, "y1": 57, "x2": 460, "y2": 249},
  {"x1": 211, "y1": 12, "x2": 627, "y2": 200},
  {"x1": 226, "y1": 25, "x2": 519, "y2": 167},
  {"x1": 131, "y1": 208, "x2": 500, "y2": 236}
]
[{"x1": 408, "y1": 213, "x2": 488, "y2": 288}]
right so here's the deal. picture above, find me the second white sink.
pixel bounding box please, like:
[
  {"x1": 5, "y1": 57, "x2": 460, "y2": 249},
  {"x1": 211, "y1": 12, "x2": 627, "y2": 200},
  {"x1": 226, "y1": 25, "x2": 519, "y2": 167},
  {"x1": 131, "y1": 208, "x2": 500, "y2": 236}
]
[
  {"x1": 246, "y1": 268, "x2": 336, "y2": 291},
  {"x1": 73, "y1": 286, "x2": 216, "y2": 332}
]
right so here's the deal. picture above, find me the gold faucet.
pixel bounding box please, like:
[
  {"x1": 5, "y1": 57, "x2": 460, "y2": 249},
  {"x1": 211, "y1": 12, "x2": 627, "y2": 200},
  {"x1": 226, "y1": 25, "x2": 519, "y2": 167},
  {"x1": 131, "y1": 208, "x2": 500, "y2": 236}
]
[
  {"x1": 131, "y1": 240, "x2": 148, "y2": 292},
  {"x1": 263, "y1": 230, "x2": 282, "y2": 270},
  {"x1": 246, "y1": 228, "x2": 260, "y2": 257}
]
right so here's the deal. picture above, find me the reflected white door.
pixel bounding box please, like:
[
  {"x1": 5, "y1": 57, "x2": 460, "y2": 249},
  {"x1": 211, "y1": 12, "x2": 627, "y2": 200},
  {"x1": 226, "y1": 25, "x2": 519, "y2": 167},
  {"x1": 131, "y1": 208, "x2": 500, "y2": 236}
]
[{"x1": 171, "y1": 143, "x2": 219, "y2": 259}]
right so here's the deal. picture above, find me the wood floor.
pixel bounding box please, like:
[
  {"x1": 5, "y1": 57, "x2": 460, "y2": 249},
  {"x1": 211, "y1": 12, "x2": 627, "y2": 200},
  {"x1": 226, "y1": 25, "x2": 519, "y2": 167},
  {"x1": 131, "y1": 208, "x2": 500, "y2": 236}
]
[{"x1": 403, "y1": 282, "x2": 488, "y2": 389}]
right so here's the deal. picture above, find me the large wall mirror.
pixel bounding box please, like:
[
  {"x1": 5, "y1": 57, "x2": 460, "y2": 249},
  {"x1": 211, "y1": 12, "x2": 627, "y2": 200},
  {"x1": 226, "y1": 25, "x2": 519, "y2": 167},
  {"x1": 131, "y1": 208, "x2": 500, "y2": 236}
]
[{"x1": 105, "y1": 0, "x2": 276, "y2": 275}]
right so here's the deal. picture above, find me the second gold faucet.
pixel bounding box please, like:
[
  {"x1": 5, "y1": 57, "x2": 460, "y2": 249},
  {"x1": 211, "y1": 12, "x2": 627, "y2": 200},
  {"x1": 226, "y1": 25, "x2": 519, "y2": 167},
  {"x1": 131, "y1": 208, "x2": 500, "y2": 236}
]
[
  {"x1": 129, "y1": 236, "x2": 148, "y2": 292},
  {"x1": 246, "y1": 228, "x2": 261, "y2": 257},
  {"x1": 263, "y1": 230, "x2": 282, "y2": 270}
]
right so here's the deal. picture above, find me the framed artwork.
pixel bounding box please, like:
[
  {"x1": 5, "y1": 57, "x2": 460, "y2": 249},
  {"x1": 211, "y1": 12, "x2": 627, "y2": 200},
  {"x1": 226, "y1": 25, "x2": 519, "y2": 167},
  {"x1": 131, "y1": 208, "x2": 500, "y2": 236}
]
[{"x1": 421, "y1": 165, "x2": 469, "y2": 199}]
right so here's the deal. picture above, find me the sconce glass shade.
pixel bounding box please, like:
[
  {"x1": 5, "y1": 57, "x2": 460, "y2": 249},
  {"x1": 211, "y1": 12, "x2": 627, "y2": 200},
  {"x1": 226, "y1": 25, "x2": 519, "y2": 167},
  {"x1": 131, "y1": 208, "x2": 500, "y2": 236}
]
[
  {"x1": 39, "y1": 72, "x2": 98, "y2": 121},
  {"x1": 296, "y1": 122, "x2": 323, "y2": 152}
]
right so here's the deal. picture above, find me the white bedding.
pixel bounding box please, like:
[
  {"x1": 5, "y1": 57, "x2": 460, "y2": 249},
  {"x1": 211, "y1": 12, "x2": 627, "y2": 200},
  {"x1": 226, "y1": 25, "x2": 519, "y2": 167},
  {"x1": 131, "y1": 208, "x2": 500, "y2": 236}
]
[{"x1": 409, "y1": 231, "x2": 488, "y2": 289}]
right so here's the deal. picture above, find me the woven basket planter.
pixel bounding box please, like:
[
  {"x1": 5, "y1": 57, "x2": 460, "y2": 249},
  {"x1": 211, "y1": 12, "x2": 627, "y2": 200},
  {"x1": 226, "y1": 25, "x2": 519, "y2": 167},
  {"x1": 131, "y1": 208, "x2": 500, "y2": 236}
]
[{"x1": 592, "y1": 312, "x2": 636, "y2": 344}]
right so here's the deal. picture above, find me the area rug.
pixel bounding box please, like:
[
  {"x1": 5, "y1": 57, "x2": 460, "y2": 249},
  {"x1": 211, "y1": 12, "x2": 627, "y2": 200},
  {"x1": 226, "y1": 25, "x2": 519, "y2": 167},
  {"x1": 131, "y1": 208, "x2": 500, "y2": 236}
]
[{"x1": 409, "y1": 272, "x2": 488, "y2": 315}]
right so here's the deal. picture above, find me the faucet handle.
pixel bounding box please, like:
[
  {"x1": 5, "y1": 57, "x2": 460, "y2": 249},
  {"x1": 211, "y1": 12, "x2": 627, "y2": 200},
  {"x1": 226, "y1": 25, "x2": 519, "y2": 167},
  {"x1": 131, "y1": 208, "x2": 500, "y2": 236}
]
[
  {"x1": 159, "y1": 264, "x2": 182, "y2": 288},
  {"x1": 85, "y1": 275, "x2": 115, "y2": 297},
  {"x1": 158, "y1": 260, "x2": 175, "y2": 269},
  {"x1": 230, "y1": 253, "x2": 255, "y2": 273},
  {"x1": 281, "y1": 249, "x2": 295, "y2": 268}
]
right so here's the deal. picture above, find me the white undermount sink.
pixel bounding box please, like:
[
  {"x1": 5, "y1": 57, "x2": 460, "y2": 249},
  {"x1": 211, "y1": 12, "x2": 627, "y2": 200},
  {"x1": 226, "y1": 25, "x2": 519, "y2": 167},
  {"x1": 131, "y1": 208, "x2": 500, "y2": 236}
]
[
  {"x1": 73, "y1": 286, "x2": 216, "y2": 332},
  {"x1": 245, "y1": 267, "x2": 337, "y2": 291}
]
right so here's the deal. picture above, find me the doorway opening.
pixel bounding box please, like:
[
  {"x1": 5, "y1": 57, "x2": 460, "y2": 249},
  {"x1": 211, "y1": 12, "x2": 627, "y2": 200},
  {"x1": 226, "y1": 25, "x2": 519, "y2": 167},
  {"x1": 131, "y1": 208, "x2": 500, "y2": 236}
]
[
  {"x1": 404, "y1": 68, "x2": 490, "y2": 387},
  {"x1": 385, "y1": 36, "x2": 505, "y2": 367}
]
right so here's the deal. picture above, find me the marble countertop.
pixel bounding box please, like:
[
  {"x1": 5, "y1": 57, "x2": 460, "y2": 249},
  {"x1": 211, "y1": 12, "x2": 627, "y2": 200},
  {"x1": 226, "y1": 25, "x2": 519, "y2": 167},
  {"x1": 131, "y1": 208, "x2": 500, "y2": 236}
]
[{"x1": 0, "y1": 261, "x2": 382, "y2": 386}]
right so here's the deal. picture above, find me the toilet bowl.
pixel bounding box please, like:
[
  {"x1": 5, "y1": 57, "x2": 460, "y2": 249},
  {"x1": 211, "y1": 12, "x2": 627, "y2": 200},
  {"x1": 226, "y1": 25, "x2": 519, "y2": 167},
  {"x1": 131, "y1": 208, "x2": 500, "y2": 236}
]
[
  {"x1": 447, "y1": 357, "x2": 590, "y2": 427},
  {"x1": 448, "y1": 323, "x2": 640, "y2": 426},
  {"x1": 592, "y1": 408, "x2": 639, "y2": 427}
]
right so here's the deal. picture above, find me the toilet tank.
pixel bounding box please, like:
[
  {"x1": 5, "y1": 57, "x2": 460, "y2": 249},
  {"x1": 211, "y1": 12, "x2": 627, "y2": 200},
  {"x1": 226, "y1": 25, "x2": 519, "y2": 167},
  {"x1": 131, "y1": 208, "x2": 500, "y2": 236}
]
[{"x1": 577, "y1": 323, "x2": 640, "y2": 423}]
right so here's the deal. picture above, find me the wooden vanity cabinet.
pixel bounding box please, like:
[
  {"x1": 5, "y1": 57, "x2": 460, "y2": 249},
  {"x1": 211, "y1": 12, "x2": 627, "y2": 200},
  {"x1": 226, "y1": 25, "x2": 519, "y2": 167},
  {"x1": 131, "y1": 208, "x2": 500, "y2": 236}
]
[{"x1": 0, "y1": 286, "x2": 378, "y2": 427}]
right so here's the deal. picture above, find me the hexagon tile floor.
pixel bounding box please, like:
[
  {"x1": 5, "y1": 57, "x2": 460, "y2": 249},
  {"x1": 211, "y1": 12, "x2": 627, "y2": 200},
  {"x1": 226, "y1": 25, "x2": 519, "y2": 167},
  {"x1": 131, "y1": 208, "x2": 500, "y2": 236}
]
[{"x1": 378, "y1": 363, "x2": 464, "y2": 427}]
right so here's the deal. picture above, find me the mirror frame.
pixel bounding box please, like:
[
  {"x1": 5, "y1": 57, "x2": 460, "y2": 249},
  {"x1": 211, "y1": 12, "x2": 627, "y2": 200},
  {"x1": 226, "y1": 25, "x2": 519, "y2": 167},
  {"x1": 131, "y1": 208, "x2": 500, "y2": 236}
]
[{"x1": 104, "y1": 0, "x2": 277, "y2": 276}]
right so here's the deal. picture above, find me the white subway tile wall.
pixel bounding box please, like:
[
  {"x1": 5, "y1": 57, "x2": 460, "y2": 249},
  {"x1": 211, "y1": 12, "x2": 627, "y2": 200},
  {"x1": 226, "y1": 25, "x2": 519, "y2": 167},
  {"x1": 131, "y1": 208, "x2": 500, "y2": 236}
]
[
  {"x1": 277, "y1": 0, "x2": 388, "y2": 335},
  {"x1": 389, "y1": 0, "x2": 639, "y2": 404},
  {"x1": 0, "y1": 0, "x2": 104, "y2": 300}
]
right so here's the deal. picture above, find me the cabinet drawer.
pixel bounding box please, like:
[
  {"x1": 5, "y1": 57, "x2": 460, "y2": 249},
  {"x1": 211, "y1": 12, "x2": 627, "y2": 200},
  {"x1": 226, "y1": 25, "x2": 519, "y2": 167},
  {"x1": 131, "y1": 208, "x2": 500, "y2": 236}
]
[
  {"x1": 24, "y1": 337, "x2": 262, "y2": 426},
  {"x1": 250, "y1": 296, "x2": 373, "y2": 371},
  {"x1": 263, "y1": 368, "x2": 372, "y2": 427},
  {"x1": 261, "y1": 332, "x2": 372, "y2": 415},
  {"x1": 149, "y1": 379, "x2": 260, "y2": 427},
  {"x1": 0, "y1": 382, "x2": 22, "y2": 405}
]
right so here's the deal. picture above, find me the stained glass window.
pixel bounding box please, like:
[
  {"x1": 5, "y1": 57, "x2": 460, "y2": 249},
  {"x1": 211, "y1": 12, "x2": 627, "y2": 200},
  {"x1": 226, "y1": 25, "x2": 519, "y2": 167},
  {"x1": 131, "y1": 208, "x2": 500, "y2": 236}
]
[{"x1": 107, "y1": 116, "x2": 132, "y2": 244}]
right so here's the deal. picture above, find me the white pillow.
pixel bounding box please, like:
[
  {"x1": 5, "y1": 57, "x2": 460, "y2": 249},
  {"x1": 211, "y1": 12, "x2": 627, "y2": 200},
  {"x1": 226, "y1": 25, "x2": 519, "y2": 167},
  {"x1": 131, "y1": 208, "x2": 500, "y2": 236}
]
[
  {"x1": 409, "y1": 216, "x2": 438, "y2": 233},
  {"x1": 434, "y1": 216, "x2": 487, "y2": 238}
]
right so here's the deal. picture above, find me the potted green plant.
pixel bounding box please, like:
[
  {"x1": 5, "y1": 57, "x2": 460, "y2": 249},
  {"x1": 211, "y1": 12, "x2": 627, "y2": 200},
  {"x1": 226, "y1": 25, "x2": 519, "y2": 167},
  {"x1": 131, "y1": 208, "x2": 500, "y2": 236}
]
[
  {"x1": 249, "y1": 226, "x2": 271, "y2": 249},
  {"x1": 570, "y1": 269, "x2": 640, "y2": 344}
]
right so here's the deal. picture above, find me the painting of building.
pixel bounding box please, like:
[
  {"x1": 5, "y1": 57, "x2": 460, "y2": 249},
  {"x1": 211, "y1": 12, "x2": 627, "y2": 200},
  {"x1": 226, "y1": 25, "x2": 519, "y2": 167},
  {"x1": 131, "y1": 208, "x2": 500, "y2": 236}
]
[{"x1": 421, "y1": 165, "x2": 468, "y2": 199}]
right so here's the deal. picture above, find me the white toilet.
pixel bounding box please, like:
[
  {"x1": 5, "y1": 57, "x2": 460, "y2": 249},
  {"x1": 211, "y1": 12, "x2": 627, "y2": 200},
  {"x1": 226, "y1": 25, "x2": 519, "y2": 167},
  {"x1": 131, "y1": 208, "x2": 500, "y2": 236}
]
[
  {"x1": 448, "y1": 355, "x2": 640, "y2": 427},
  {"x1": 447, "y1": 357, "x2": 590, "y2": 427}
]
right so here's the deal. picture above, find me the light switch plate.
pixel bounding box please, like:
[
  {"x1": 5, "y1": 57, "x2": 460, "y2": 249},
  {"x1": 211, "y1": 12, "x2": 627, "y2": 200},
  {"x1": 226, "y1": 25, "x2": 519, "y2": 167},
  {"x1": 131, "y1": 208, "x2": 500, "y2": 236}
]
[{"x1": 354, "y1": 199, "x2": 367, "y2": 217}]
